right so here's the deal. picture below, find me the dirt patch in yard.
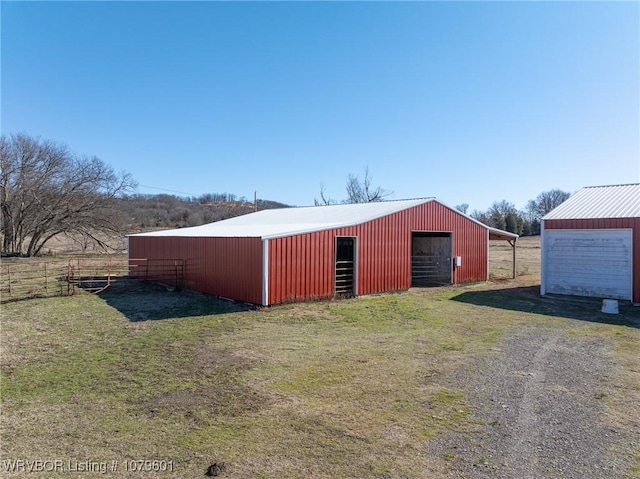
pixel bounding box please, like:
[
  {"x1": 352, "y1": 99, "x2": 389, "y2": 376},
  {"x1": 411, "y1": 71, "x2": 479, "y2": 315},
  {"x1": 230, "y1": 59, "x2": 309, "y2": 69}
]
[
  {"x1": 194, "y1": 344, "x2": 252, "y2": 370},
  {"x1": 145, "y1": 346, "x2": 269, "y2": 419},
  {"x1": 148, "y1": 383, "x2": 266, "y2": 419}
]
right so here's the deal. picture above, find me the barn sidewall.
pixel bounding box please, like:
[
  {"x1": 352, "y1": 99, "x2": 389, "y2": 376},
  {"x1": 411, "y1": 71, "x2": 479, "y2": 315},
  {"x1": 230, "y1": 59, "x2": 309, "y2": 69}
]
[
  {"x1": 266, "y1": 201, "x2": 488, "y2": 305},
  {"x1": 128, "y1": 235, "x2": 264, "y2": 304}
]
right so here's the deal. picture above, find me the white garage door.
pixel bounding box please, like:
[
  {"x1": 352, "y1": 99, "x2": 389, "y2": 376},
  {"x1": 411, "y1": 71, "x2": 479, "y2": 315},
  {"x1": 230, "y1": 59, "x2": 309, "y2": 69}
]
[{"x1": 544, "y1": 229, "x2": 632, "y2": 300}]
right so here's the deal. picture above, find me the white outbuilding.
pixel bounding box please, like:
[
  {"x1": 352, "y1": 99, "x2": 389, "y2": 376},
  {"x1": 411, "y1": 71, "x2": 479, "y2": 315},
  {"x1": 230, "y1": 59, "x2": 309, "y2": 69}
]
[{"x1": 541, "y1": 183, "x2": 640, "y2": 304}]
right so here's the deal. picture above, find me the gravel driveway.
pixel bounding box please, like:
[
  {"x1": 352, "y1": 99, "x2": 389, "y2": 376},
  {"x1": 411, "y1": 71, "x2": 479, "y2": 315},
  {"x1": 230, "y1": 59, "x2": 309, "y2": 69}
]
[{"x1": 426, "y1": 324, "x2": 638, "y2": 479}]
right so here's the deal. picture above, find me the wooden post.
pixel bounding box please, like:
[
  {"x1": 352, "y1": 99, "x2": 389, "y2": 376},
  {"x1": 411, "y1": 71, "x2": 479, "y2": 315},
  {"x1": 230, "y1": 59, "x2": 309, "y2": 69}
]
[
  {"x1": 44, "y1": 262, "x2": 48, "y2": 294},
  {"x1": 7, "y1": 266, "x2": 11, "y2": 298},
  {"x1": 511, "y1": 239, "x2": 517, "y2": 279}
]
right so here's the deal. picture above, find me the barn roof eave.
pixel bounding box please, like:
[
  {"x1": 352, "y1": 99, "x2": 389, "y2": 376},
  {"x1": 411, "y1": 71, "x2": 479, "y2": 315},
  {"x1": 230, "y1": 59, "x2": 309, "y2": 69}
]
[{"x1": 488, "y1": 227, "x2": 519, "y2": 241}]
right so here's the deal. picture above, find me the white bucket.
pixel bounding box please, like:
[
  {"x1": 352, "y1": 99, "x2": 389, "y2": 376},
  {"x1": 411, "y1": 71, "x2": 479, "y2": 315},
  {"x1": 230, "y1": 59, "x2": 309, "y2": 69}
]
[{"x1": 601, "y1": 299, "x2": 619, "y2": 314}]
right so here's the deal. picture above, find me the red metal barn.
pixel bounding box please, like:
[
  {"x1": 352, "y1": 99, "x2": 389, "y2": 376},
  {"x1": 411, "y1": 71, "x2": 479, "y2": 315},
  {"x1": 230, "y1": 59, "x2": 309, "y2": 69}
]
[
  {"x1": 541, "y1": 184, "x2": 640, "y2": 304},
  {"x1": 128, "y1": 199, "x2": 517, "y2": 305}
]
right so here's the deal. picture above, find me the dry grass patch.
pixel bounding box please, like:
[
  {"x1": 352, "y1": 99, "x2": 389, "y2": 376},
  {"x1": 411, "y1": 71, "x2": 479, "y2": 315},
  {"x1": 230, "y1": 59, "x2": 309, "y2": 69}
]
[{"x1": 490, "y1": 235, "x2": 540, "y2": 280}]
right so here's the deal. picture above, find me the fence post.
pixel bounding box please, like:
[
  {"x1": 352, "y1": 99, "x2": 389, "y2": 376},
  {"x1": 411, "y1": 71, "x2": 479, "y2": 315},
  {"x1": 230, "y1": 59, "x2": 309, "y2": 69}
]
[
  {"x1": 44, "y1": 262, "x2": 48, "y2": 294},
  {"x1": 7, "y1": 266, "x2": 11, "y2": 298}
]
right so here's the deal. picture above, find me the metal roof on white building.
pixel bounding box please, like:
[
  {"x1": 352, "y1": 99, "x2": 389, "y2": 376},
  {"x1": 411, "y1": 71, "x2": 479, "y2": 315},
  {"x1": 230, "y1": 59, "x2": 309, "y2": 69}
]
[
  {"x1": 543, "y1": 184, "x2": 640, "y2": 220},
  {"x1": 131, "y1": 198, "x2": 433, "y2": 239}
]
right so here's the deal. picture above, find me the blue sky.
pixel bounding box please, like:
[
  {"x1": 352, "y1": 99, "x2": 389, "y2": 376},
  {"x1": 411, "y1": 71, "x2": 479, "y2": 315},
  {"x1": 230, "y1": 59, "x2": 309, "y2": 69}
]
[{"x1": 2, "y1": 1, "x2": 639, "y2": 212}]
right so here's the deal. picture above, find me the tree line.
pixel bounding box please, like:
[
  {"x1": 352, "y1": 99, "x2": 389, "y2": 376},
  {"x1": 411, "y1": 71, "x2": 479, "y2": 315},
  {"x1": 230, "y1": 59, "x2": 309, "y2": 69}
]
[
  {"x1": 1, "y1": 133, "x2": 570, "y2": 256},
  {"x1": 455, "y1": 189, "x2": 571, "y2": 236},
  {"x1": 120, "y1": 193, "x2": 288, "y2": 230}
]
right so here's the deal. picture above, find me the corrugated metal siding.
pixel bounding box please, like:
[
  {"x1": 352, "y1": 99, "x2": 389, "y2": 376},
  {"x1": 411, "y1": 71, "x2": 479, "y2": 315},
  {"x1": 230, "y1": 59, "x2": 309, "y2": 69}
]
[
  {"x1": 544, "y1": 217, "x2": 640, "y2": 303},
  {"x1": 268, "y1": 202, "x2": 487, "y2": 305},
  {"x1": 544, "y1": 184, "x2": 640, "y2": 220},
  {"x1": 128, "y1": 236, "x2": 263, "y2": 304}
]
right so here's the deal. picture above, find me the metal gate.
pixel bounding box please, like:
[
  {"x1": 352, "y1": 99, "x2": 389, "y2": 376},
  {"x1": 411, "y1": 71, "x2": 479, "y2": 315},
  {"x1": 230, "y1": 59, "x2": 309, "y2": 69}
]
[
  {"x1": 68, "y1": 258, "x2": 184, "y2": 294},
  {"x1": 411, "y1": 255, "x2": 451, "y2": 286},
  {"x1": 411, "y1": 232, "x2": 452, "y2": 286},
  {"x1": 335, "y1": 237, "x2": 356, "y2": 297}
]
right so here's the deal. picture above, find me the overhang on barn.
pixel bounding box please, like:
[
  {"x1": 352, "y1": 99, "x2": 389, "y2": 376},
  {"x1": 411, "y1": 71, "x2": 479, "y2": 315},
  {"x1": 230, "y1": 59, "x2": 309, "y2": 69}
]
[
  {"x1": 541, "y1": 183, "x2": 640, "y2": 304},
  {"x1": 129, "y1": 198, "x2": 518, "y2": 305}
]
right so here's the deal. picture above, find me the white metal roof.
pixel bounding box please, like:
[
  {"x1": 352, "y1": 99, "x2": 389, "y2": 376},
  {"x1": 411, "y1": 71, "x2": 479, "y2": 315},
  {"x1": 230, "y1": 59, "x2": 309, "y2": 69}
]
[
  {"x1": 543, "y1": 183, "x2": 640, "y2": 220},
  {"x1": 130, "y1": 197, "x2": 520, "y2": 240},
  {"x1": 131, "y1": 198, "x2": 434, "y2": 239}
]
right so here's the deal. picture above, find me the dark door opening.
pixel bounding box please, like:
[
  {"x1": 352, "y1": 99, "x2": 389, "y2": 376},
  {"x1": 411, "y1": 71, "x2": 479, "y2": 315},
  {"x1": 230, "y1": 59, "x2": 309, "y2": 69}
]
[
  {"x1": 335, "y1": 237, "x2": 356, "y2": 297},
  {"x1": 411, "y1": 232, "x2": 452, "y2": 286}
]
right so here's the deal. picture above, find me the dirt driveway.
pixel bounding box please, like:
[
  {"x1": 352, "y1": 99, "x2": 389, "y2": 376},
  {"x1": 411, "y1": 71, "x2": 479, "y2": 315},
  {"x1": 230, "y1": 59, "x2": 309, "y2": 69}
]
[{"x1": 425, "y1": 288, "x2": 640, "y2": 479}]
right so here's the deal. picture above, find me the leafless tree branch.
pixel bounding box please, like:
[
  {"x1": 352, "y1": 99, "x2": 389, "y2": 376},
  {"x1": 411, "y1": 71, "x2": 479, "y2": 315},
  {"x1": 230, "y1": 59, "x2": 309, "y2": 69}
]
[
  {"x1": 316, "y1": 167, "x2": 393, "y2": 205},
  {"x1": 0, "y1": 133, "x2": 136, "y2": 256}
]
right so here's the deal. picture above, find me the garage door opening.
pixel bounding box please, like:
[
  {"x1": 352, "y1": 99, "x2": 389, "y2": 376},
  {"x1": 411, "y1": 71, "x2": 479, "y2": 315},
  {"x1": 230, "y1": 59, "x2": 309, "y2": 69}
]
[
  {"x1": 412, "y1": 232, "x2": 452, "y2": 286},
  {"x1": 543, "y1": 229, "x2": 632, "y2": 300}
]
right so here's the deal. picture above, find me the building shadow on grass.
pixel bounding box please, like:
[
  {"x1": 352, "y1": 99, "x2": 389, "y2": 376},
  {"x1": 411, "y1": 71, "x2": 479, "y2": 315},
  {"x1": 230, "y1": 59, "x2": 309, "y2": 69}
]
[
  {"x1": 451, "y1": 285, "x2": 639, "y2": 329},
  {"x1": 97, "y1": 282, "x2": 255, "y2": 321}
]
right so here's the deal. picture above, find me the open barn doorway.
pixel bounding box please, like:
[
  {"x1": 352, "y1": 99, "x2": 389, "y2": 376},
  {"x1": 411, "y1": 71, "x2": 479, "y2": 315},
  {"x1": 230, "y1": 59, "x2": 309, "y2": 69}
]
[
  {"x1": 335, "y1": 237, "x2": 356, "y2": 297},
  {"x1": 411, "y1": 232, "x2": 452, "y2": 286}
]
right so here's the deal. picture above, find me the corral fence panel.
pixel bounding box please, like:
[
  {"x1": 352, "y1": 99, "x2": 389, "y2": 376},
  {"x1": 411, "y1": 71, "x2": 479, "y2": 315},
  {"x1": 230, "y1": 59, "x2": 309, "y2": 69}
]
[
  {"x1": 1, "y1": 261, "x2": 69, "y2": 301},
  {"x1": 68, "y1": 258, "x2": 184, "y2": 294},
  {"x1": 1, "y1": 258, "x2": 184, "y2": 302}
]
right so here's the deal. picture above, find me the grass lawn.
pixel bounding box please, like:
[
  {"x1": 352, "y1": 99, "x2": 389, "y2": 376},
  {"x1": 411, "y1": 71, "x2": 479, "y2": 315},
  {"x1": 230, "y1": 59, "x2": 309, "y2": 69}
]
[{"x1": 1, "y1": 276, "x2": 638, "y2": 478}]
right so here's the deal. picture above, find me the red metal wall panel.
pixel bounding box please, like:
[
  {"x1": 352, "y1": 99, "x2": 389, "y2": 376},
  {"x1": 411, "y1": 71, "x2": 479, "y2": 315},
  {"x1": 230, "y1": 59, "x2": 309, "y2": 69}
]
[
  {"x1": 544, "y1": 218, "x2": 640, "y2": 304},
  {"x1": 128, "y1": 236, "x2": 263, "y2": 304},
  {"x1": 267, "y1": 202, "x2": 488, "y2": 305},
  {"x1": 129, "y1": 202, "x2": 492, "y2": 306}
]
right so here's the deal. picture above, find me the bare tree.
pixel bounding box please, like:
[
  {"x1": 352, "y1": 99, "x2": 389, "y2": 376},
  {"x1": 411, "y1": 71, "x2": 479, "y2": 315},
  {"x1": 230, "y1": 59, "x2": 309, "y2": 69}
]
[
  {"x1": 534, "y1": 189, "x2": 571, "y2": 217},
  {"x1": 455, "y1": 203, "x2": 469, "y2": 214},
  {"x1": 314, "y1": 184, "x2": 338, "y2": 206},
  {"x1": 343, "y1": 167, "x2": 392, "y2": 203},
  {"x1": 0, "y1": 133, "x2": 136, "y2": 256},
  {"x1": 485, "y1": 200, "x2": 524, "y2": 234},
  {"x1": 523, "y1": 199, "x2": 539, "y2": 223},
  {"x1": 315, "y1": 168, "x2": 392, "y2": 205},
  {"x1": 470, "y1": 209, "x2": 490, "y2": 224}
]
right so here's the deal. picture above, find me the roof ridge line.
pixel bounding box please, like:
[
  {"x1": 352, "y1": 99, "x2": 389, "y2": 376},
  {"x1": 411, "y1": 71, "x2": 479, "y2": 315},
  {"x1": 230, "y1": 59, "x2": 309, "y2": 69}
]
[
  {"x1": 292, "y1": 197, "x2": 436, "y2": 209},
  {"x1": 582, "y1": 183, "x2": 640, "y2": 189}
]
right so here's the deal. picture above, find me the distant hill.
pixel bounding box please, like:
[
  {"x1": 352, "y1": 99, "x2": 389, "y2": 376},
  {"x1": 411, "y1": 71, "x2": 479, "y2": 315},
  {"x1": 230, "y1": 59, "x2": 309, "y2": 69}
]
[{"x1": 119, "y1": 193, "x2": 290, "y2": 231}]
